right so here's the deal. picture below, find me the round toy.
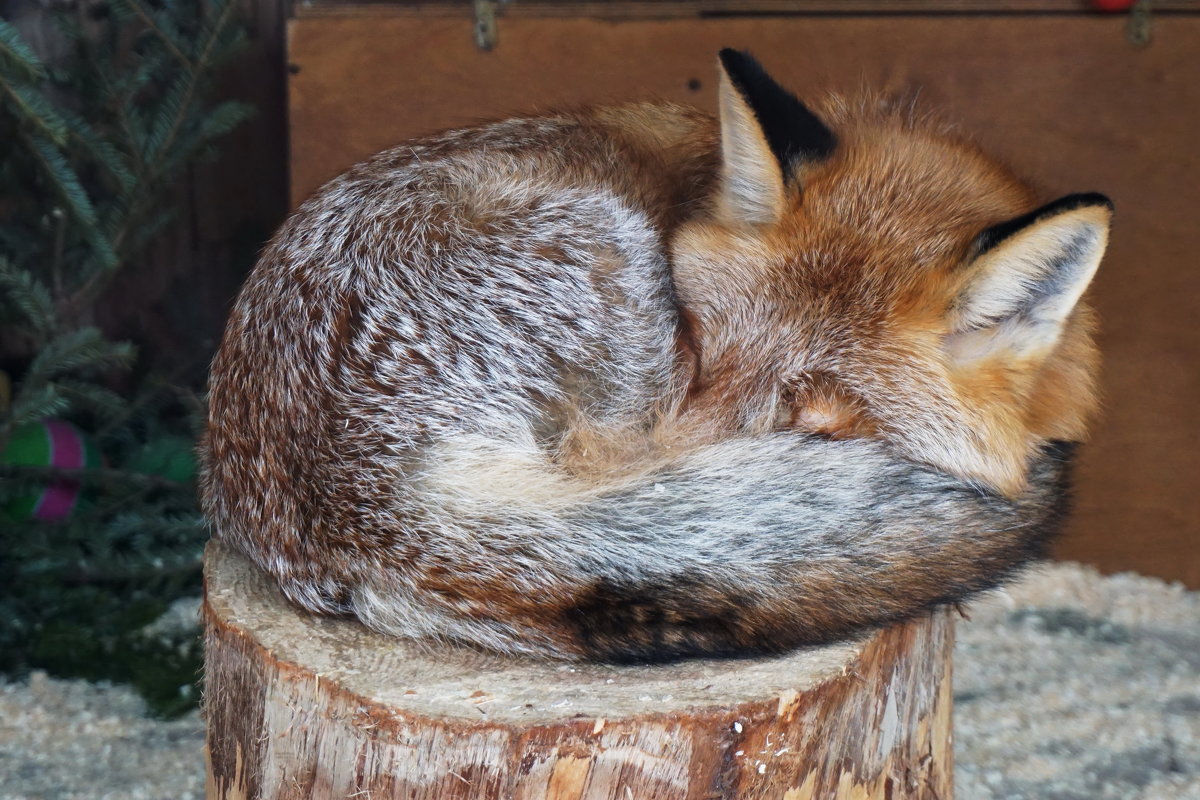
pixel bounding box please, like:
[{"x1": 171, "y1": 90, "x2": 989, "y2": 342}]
[{"x1": 1, "y1": 419, "x2": 102, "y2": 521}]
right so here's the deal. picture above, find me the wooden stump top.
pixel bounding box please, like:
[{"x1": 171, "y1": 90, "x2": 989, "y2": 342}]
[{"x1": 205, "y1": 541, "x2": 866, "y2": 724}]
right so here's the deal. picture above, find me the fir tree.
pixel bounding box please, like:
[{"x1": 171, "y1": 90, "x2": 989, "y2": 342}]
[{"x1": 0, "y1": 0, "x2": 251, "y2": 716}]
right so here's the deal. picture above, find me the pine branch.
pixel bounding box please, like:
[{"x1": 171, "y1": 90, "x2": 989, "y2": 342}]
[
  {"x1": 0, "y1": 19, "x2": 47, "y2": 80},
  {"x1": 105, "y1": 511, "x2": 207, "y2": 541},
  {"x1": 144, "y1": 0, "x2": 238, "y2": 171},
  {"x1": 91, "y1": 362, "x2": 201, "y2": 442},
  {"x1": 115, "y1": 207, "x2": 176, "y2": 257},
  {"x1": 23, "y1": 133, "x2": 120, "y2": 272},
  {"x1": 63, "y1": 111, "x2": 136, "y2": 193},
  {"x1": 4, "y1": 383, "x2": 68, "y2": 433},
  {"x1": 1, "y1": 76, "x2": 69, "y2": 145},
  {"x1": 65, "y1": 0, "x2": 240, "y2": 313},
  {"x1": 0, "y1": 257, "x2": 56, "y2": 333},
  {"x1": 171, "y1": 99, "x2": 254, "y2": 165},
  {"x1": 0, "y1": 463, "x2": 189, "y2": 492},
  {"x1": 143, "y1": 71, "x2": 193, "y2": 160},
  {"x1": 195, "y1": 0, "x2": 248, "y2": 66},
  {"x1": 109, "y1": 0, "x2": 196, "y2": 74},
  {"x1": 82, "y1": 29, "x2": 149, "y2": 174},
  {"x1": 55, "y1": 379, "x2": 129, "y2": 418},
  {"x1": 38, "y1": 552, "x2": 203, "y2": 589},
  {"x1": 25, "y1": 328, "x2": 135, "y2": 387}
]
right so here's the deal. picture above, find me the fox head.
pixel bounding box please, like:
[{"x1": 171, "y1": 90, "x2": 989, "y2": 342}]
[{"x1": 672, "y1": 49, "x2": 1110, "y2": 496}]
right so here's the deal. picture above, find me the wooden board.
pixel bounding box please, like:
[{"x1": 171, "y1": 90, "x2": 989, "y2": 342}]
[{"x1": 288, "y1": 14, "x2": 1200, "y2": 587}]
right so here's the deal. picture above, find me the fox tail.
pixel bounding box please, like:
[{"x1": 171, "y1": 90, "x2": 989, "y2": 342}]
[{"x1": 341, "y1": 432, "x2": 1071, "y2": 661}]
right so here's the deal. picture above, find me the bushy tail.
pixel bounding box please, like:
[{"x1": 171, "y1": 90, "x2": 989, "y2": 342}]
[{"x1": 347, "y1": 433, "x2": 1073, "y2": 662}]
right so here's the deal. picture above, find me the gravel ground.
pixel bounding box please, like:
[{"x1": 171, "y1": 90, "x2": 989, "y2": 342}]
[
  {"x1": 1, "y1": 562, "x2": 1197, "y2": 800},
  {"x1": 0, "y1": 674, "x2": 204, "y2": 800}
]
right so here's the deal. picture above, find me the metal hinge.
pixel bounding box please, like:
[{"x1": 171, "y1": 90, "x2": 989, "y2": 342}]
[
  {"x1": 474, "y1": 0, "x2": 499, "y2": 52},
  {"x1": 1127, "y1": 0, "x2": 1153, "y2": 47}
]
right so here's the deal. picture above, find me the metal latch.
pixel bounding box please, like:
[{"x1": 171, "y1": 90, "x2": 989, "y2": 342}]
[
  {"x1": 474, "y1": 0, "x2": 498, "y2": 52},
  {"x1": 1127, "y1": 0, "x2": 1153, "y2": 48}
]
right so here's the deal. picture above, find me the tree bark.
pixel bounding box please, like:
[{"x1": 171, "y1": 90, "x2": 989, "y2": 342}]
[{"x1": 203, "y1": 540, "x2": 955, "y2": 799}]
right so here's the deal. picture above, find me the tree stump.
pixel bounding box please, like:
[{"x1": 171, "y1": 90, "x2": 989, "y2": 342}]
[{"x1": 203, "y1": 541, "x2": 955, "y2": 800}]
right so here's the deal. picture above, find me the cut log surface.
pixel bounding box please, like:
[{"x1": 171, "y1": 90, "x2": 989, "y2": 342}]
[{"x1": 203, "y1": 541, "x2": 955, "y2": 799}]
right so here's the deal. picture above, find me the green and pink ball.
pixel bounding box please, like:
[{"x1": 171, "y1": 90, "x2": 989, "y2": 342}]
[{"x1": 2, "y1": 419, "x2": 102, "y2": 521}]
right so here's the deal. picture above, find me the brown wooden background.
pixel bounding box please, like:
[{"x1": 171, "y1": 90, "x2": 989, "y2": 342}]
[{"x1": 285, "y1": 7, "x2": 1200, "y2": 587}]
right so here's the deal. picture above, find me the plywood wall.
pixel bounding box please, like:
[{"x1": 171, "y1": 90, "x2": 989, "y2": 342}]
[{"x1": 288, "y1": 13, "x2": 1200, "y2": 587}]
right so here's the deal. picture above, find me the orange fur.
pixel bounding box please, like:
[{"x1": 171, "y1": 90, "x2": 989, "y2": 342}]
[{"x1": 670, "y1": 98, "x2": 1105, "y2": 496}]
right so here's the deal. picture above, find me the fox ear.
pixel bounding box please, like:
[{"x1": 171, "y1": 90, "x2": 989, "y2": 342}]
[
  {"x1": 946, "y1": 193, "x2": 1112, "y2": 364},
  {"x1": 716, "y1": 49, "x2": 836, "y2": 225}
]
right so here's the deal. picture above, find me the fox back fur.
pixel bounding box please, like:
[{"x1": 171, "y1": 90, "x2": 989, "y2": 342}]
[{"x1": 200, "y1": 51, "x2": 1109, "y2": 661}]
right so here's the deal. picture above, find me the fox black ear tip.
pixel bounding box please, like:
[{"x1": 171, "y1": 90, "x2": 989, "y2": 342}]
[
  {"x1": 1062, "y1": 192, "x2": 1114, "y2": 213},
  {"x1": 718, "y1": 48, "x2": 756, "y2": 70},
  {"x1": 976, "y1": 192, "x2": 1116, "y2": 255}
]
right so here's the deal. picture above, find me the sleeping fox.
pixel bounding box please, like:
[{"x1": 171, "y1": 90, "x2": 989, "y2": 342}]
[{"x1": 200, "y1": 50, "x2": 1109, "y2": 661}]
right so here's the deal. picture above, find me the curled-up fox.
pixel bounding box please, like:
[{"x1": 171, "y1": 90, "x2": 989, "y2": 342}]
[{"x1": 201, "y1": 50, "x2": 1110, "y2": 661}]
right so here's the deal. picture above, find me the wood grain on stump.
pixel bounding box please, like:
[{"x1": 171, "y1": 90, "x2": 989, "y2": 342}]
[{"x1": 203, "y1": 541, "x2": 955, "y2": 799}]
